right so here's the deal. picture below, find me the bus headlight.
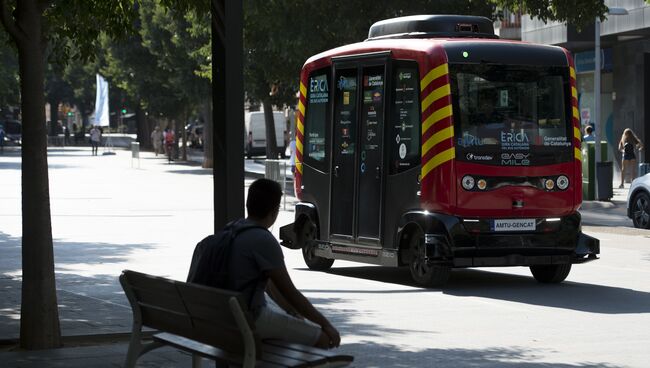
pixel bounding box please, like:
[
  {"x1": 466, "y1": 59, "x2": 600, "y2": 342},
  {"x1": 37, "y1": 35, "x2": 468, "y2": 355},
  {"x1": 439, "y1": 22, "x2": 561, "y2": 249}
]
[
  {"x1": 462, "y1": 175, "x2": 475, "y2": 190},
  {"x1": 556, "y1": 175, "x2": 569, "y2": 190},
  {"x1": 544, "y1": 179, "x2": 555, "y2": 190},
  {"x1": 477, "y1": 179, "x2": 487, "y2": 190}
]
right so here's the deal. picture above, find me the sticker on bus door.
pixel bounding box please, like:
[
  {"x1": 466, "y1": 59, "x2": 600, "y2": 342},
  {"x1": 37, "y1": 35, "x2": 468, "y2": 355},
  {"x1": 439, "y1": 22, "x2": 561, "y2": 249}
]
[{"x1": 491, "y1": 219, "x2": 536, "y2": 232}]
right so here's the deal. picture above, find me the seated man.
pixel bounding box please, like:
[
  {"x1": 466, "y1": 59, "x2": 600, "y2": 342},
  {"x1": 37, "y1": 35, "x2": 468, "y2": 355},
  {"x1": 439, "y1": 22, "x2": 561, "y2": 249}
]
[{"x1": 189, "y1": 178, "x2": 340, "y2": 349}]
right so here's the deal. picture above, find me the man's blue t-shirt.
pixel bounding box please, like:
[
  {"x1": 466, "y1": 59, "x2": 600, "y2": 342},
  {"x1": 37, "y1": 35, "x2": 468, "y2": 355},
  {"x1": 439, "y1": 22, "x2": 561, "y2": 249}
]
[{"x1": 227, "y1": 219, "x2": 285, "y2": 313}]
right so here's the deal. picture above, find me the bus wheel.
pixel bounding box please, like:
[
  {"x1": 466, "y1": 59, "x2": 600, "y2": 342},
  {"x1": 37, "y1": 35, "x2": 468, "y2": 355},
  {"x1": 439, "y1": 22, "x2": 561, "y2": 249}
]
[
  {"x1": 530, "y1": 264, "x2": 571, "y2": 283},
  {"x1": 299, "y1": 220, "x2": 334, "y2": 271},
  {"x1": 408, "y1": 232, "x2": 451, "y2": 287},
  {"x1": 631, "y1": 192, "x2": 650, "y2": 229}
]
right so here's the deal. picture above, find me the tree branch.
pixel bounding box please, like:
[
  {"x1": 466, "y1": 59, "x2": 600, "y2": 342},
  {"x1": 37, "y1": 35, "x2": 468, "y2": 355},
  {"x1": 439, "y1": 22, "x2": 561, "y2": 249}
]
[{"x1": 0, "y1": 0, "x2": 25, "y2": 43}]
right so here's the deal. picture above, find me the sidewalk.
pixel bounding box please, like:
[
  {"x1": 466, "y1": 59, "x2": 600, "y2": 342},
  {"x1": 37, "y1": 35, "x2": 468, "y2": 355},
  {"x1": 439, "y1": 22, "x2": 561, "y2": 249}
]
[
  {"x1": 0, "y1": 145, "x2": 639, "y2": 367},
  {"x1": 0, "y1": 146, "x2": 303, "y2": 367}
]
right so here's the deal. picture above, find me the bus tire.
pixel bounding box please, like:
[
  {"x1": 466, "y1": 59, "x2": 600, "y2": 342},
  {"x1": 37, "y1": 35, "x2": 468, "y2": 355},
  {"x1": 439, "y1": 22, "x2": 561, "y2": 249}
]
[
  {"x1": 631, "y1": 191, "x2": 650, "y2": 229},
  {"x1": 530, "y1": 264, "x2": 571, "y2": 283},
  {"x1": 299, "y1": 219, "x2": 334, "y2": 271},
  {"x1": 408, "y1": 230, "x2": 451, "y2": 287}
]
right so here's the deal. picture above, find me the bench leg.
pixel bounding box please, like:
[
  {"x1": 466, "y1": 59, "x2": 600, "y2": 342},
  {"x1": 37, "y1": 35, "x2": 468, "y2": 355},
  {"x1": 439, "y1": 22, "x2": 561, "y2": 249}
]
[{"x1": 124, "y1": 331, "x2": 163, "y2": 368}]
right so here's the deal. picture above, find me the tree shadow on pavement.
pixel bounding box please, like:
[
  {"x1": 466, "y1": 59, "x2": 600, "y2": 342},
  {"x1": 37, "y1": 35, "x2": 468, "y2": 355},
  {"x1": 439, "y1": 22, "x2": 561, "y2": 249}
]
[
  {"x1": 334, "y1": 342, "x2": 623, "y2": 368},
  {"x1": 302, "y1": 295, "x2": 624, "y2": 368},
  {"x1": 321, "y1": 266, "x2": 650, "y2": 314},
  {"x1": 0, "y1": 231, "x2": 156, "y2": 342}
]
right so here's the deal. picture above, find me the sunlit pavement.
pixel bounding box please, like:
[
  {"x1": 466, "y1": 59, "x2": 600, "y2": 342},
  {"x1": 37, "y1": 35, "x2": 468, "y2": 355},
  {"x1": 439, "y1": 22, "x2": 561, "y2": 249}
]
[{"x1": 1, "y1": 146, "x2": 649, "y2": 367}]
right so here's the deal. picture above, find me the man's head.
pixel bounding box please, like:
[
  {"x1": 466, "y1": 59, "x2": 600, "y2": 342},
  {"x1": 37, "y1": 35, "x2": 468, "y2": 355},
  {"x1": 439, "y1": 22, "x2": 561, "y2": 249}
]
[
  {"x1": 585, "y1": 125, "x2": 593, "y2": 135},
  {"x1": 246, "y1": 178, "x2": 282, "y2": 224}
]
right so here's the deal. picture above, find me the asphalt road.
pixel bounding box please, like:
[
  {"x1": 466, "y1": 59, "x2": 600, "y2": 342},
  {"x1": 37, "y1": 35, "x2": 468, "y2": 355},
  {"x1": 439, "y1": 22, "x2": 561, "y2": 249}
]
[{"x1": 1, "y1": 147, "x2": 649, "y2": 367}]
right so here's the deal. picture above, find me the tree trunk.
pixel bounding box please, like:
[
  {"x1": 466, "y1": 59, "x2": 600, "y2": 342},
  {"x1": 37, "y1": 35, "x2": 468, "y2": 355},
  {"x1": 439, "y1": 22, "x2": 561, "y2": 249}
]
[
  {"x1": 262, "y1": 99, "x2": 278, "y2": 158},
  {"x1": 202, "y1": 99, "x2": 213, "y2": 168},
  {"x1": 135, "y1": 104, "x2": 150, "y2": 149},
  {"x1": 12, "y1": 0, "x2": 62, "y2": 350}
]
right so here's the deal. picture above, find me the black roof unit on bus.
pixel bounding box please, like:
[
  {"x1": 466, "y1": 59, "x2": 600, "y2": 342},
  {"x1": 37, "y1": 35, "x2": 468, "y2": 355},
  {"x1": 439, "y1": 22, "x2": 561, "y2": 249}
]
[{"x1": 367, "y1": 14, "x2": 497, "y2": 41}]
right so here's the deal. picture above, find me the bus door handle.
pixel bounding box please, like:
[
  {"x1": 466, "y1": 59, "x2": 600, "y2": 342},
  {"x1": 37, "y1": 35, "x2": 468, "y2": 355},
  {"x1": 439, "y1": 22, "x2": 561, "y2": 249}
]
[
  {"x1": 334, "y1": 165, "x2": 340, "y2": 177},
  {"x1": 375, "y1": 166, "x2": 381, "y2": 179}
]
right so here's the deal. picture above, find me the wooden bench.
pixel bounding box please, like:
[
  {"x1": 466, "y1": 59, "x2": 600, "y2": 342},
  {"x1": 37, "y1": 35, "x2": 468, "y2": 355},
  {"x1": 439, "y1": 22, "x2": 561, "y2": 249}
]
[{"x1": 119, "y1": 270, "x2": 353, "y2": 368}]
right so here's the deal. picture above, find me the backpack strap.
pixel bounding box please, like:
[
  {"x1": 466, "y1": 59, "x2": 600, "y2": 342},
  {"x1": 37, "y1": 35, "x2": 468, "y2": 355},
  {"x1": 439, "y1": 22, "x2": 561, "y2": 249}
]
[{"x1": 225, "y1": 221, "x2": 269, "y2": 307}]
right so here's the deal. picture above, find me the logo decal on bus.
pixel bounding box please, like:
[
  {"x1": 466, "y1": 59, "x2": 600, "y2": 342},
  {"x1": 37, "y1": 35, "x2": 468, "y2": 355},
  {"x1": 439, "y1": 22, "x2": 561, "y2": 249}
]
[
  {"x1": 501, "y1": 152, "x2": 531, "y2": 166},
  {"x1": 466, "y1": 153, "x2": 493, "y2": 161},
  {"x1": 500, "y1": 130, "x2": 530, "y2": 150},
  {"x1": 337, "y1": 76, "x2": 356, "y2": 90}
]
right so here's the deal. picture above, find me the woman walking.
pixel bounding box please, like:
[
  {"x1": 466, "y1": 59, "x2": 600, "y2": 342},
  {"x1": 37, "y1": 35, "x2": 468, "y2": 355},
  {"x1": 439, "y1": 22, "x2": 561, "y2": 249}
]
[{"x1": 618, "y1": 128, "x2": 644, "y2": 188}]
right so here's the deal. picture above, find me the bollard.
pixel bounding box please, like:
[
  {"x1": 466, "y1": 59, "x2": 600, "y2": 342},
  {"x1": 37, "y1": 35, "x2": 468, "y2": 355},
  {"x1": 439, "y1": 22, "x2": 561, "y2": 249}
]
[
  {"x1": 131, "y1": 142, "x2": 140, "y2": 168},
  {"x1": 265, "y1": 159, "x2": 288, "y2": 209}
]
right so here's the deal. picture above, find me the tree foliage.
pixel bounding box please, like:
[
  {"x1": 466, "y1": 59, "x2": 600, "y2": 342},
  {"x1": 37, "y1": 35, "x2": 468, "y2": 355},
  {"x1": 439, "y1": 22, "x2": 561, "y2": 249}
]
[{"x1": 493, "y1": 0, "x2": 609, "y2": 29}]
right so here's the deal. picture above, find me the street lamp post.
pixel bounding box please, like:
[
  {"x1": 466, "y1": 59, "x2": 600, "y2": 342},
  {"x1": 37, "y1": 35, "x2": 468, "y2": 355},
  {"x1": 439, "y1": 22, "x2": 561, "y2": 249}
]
[{"x1": 594, "y1": 7, "x2": 628, "y2": 199}]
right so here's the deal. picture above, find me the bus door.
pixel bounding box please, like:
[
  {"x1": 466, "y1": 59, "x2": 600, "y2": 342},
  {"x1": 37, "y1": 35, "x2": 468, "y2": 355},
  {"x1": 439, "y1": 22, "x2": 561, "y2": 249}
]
[{"x1": 330, "y1": 57, "x2": 387, "y2": 244}]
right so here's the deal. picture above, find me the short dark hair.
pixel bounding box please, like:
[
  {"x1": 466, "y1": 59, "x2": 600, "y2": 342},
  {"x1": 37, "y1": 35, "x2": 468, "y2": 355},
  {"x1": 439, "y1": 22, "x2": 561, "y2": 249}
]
[
  {"x1": 585, "y1": 125, "x2": 593, "y2": 134},
  {"x1": 246, "y1": 179, "x2": 282, "y2": 218}
]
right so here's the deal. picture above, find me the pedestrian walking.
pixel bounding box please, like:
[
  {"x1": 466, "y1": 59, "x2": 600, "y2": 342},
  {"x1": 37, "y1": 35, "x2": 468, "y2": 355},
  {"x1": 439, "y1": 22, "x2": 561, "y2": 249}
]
[
  {"x1": 151, "y1": 126, "x2": 163, "y2": 156},
  {"x1": 163, "y1": 127, "x2": 175, "y2": 163},
  {"x1": 618, "y1": 128, "x2": 644, "y2": 188},
  {"x1": 288, "y1": 135, "x2": 296, "y2": 174},
  {"x1": 89, "y1": 125, "x2": 101, "y2": 156},
  {"x1": 188, "y1": 179, "x2": 341, "y2": 349}
]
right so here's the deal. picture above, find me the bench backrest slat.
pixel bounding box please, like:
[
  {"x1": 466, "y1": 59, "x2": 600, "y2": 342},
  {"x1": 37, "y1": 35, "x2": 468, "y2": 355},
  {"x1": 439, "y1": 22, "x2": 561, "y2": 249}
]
[{"x1": 121, "y1": 270, "x2": 256, "y2": 356}]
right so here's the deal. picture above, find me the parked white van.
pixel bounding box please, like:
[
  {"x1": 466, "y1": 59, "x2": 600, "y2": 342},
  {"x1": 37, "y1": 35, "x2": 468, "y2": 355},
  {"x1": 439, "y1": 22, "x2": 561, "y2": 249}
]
[{"x1": 245, "y1": 111, "x2": 286, "y2": 158}]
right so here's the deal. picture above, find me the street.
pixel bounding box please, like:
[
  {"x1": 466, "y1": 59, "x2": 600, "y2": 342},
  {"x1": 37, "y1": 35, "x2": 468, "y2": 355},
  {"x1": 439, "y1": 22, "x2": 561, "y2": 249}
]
[{"x1": 1, "y1": 147, "x2": 649, "y2": 367}]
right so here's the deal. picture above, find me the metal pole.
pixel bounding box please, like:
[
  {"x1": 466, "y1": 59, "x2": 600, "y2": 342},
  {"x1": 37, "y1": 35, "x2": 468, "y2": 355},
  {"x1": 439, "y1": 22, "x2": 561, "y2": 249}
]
[
  {"x1": 213, "y1": 0, "x2": 245, "y2": 231},
  {"x1": 594, "y1": 17, "x2": 601, "y2": 199}
]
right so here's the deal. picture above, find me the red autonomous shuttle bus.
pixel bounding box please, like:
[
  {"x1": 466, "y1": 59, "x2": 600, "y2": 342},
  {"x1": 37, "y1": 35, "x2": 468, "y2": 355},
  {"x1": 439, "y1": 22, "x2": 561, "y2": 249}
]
[{"x1": 279, "y1": 15, "x2": 599, "y2": 287}]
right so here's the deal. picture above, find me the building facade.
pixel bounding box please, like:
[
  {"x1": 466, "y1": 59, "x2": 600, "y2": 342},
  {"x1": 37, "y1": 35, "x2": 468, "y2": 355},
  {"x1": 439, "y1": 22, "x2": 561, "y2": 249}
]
[{"x1": 498, "y1": 1, "x2": 650, "y2": 176}]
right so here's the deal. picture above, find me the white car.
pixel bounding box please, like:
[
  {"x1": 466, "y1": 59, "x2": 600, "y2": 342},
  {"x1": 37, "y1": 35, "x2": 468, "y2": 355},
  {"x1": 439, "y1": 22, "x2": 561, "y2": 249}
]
[{"x1": 627, "y1": 173, "x2": 650, "y2": 229}]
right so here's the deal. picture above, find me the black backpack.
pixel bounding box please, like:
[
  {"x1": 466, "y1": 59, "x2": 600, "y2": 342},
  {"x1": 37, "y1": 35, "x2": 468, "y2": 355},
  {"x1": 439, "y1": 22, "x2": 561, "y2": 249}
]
[{"x1": 187, "y1": 221, "x2": 264, "y2": 288}]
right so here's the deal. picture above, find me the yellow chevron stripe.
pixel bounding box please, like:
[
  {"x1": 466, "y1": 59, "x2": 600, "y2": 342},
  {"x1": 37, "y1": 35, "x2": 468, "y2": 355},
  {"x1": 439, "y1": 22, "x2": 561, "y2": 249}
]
[
  {"x1": 421, "y1": 84, "x2": 451, "y2": 113},
  {"x1": 574, "y1": 147, "x2": 582, "y2": 161},
  {"x1": 574, "y1": 127, "x2": 581, "y2": 141},
  {"x1": 422, "y1": 126, "x2": 454, "y2": 157},
  {"x1": 300, "y1": 82, "x2": 306, "y2": 98},
  {"x1": 572, "y1": 106, "x2": 579, "y2": 120},
  {"x1": 422, "y1": 104, "x2": 453, "y2": 134},
  {"x1": 571, "y1": 86, "x2": 577, "y2": 99},
  {"x1": 296, "y1": 137, "x2": 303, "y2": 155},
  {"x1": 298, "y1": 100, "x2": 305, "y2": 116},
  {"x1": 296, "y1": 162, "x2": 303, "y2": 174},
  {"x1": 297, "y1": 118, "x2": 304, "y2": 135},
  {"x1": 420, "y1": 64, "x2": 449, "y2": 92},
  {"x1": 570, "y1": 67, "x2": 576, "y2": 80},
  {"x1": 421, "y1": 147, "x2": 455, "y2": 179}
]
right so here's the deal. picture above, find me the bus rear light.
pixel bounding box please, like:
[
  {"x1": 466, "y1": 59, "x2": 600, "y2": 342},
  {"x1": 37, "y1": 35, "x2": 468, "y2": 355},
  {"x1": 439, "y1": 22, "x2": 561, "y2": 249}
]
[
  {"x1": 544, "y1": 179, "x2": 555, "y2": 190},
  {"x1": 462, "y1": 175, "x2": 475, "y2": 190},
  {"x1": 556, "y1": 175, "x2": 569, "y2": 190},
  {"x1": 477, "y1": 179, "x2": 487, "y2": 190}
]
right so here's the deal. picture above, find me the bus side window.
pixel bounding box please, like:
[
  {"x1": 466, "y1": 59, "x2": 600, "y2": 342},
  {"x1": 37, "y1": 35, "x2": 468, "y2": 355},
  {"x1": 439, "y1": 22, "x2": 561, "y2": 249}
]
[
  {"x1": 304, "y1": 68, "x2": 331, "y2": 171},
  {"x1": 390, "y1": 62, "x2": 420, "y2": 174}
]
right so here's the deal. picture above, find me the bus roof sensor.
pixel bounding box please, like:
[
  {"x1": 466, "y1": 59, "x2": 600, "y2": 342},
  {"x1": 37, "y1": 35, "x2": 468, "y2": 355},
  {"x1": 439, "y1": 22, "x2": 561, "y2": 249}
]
[{"x1": 367, "y1": 14, "x2": 497, "y2": 41}]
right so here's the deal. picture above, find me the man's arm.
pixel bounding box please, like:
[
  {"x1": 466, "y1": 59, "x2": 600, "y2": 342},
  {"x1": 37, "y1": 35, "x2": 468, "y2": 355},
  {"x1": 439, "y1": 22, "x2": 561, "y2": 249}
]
[
  {"x1": 266, "y1": 279, "x2": 301, "y2": 318},
  {"x1": 267, "y1": 267, "x2": 340, "y2": 347}
]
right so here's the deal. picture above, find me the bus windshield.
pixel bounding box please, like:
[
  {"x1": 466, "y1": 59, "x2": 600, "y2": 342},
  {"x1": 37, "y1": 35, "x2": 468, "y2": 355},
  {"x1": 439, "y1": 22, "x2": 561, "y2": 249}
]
[{"x1": 450, "y1": 64, "x2": 573, "y2": 166}]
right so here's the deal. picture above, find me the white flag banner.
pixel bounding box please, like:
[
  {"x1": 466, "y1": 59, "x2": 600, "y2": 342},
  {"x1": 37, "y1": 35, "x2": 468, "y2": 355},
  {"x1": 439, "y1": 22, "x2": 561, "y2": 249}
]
[{"x1": 94, "y1": 74, "x2": 110, "y2": 127}]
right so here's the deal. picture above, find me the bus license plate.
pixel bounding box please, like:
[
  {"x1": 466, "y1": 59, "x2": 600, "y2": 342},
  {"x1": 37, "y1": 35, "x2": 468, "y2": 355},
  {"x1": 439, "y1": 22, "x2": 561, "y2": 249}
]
[{"x1": 491, "y1": 219, "x2": 536, "y2": 232}]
